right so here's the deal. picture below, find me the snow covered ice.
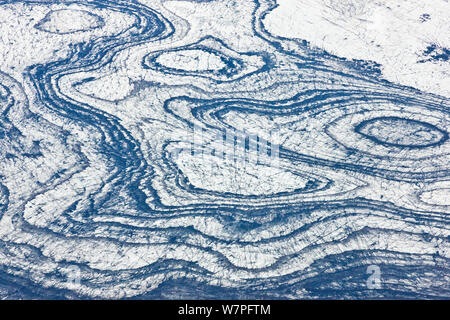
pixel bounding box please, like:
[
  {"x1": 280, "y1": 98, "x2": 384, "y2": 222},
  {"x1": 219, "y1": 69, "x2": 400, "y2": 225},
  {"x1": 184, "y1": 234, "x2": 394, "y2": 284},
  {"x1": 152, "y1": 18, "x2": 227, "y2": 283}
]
[{"x1": 0, "y1": 0, "x2": 448, "y2": 299}]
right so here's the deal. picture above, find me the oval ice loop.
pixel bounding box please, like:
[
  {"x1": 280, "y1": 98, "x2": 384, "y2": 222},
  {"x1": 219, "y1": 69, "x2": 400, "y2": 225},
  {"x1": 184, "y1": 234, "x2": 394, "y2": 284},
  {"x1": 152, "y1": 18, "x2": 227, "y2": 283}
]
[
  {"x1": 153, "y1": 49, "x2": 229, "y2": 73},
  {"x1": 355, "y1": 116, "x2": 448, "y2": 148},
  {"x1": 34, "y1": 9, "x2": 105, "y2": 34},
  {"x1": 143, "y1": 47, "x2": 243, "y2": 79}
]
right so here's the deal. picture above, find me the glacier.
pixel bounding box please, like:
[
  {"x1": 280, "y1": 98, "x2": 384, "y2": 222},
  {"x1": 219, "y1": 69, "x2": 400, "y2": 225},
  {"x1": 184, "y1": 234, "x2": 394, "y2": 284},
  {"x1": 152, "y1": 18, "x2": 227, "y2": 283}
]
[{"x1": 0, "y1": 0, "x2": 448, "y2": 299}]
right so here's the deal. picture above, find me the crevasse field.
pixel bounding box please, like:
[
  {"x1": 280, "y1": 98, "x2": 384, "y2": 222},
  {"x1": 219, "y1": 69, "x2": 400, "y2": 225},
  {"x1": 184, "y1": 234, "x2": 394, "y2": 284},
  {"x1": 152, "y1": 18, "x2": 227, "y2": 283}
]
[{"x1": 0, "y1": 0, "x2": 448, "y2": 299}]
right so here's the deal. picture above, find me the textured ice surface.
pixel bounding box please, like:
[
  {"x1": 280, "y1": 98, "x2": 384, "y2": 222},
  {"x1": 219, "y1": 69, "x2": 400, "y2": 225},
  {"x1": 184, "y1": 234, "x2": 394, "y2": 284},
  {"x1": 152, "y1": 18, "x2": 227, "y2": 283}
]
[{"x1": 0, "y1": 0, "x2": 448, "y2": 299}]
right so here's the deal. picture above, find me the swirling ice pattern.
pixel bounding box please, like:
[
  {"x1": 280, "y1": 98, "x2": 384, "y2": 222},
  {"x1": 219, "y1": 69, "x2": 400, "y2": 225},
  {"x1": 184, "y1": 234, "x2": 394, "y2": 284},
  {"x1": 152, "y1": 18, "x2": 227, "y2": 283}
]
[{"x1": 0, "y1": 0, "x2": 448, "y2": 299}]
